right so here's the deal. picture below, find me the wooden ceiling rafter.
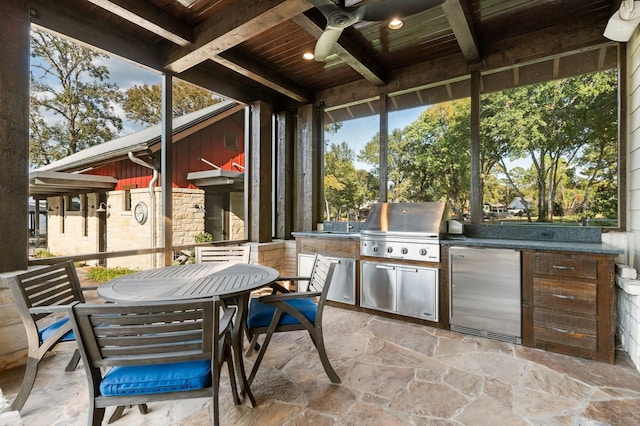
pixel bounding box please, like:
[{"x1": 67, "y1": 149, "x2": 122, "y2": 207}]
[
  {"x1": 442, "y1": 0, "x2": 480, "y2": 63},
  {"x1": 164, "y1": 0, "x2": 314, "y2": 73},
  {"x1": 86, "y1": 0, "x2": 194, "y2": 46}
]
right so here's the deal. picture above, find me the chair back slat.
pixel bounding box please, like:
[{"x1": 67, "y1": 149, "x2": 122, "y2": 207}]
[
  {"x1": 308, "y1": 255, "x2": 334, "y2": 294},
  {"x1": 196, "y1": 245, "x2": 250, "y2": 264},
  {"x1": 9, "y1": 261, "x2": 83, "y2": 322},
  {"x1": 71, "y1": 300, "x2": 216, "y2": 369}
]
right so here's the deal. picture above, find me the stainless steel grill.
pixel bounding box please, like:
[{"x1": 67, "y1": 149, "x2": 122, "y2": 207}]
[{"x1": 360, "y1": 202, "x2": 446, "y2": 262}]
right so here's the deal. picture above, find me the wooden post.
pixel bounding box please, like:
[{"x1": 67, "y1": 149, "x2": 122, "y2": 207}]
[
  {"x1": 275, "y1": 110, "x2": 294, "y2": 239},
  {"x1": 161, "y1": 73, "x2": 173, "y2": 266},
  {"x1": 0, "y1": 0, "x2": 30, "y2": 272},
  {"x1": 379, "y1": 93, "x2": 389, "y2": 202},
  {"x1": 470, "y1": 70, "x2": 482, "y2": 223},
  {"x1": 249, "y1": 100, "x2": 273, "y2": 243},
  {"x1": 295, "y1": 104, "x2": 320, "y2": 231}
]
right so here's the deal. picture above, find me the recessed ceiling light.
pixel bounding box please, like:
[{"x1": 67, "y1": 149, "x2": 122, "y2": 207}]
[
  {"x1": 302, "y1": 52, "x2": 315, "y2": 60},
  {"x1": 388, "y1": 18, "x2": 404, "y2": 30}
]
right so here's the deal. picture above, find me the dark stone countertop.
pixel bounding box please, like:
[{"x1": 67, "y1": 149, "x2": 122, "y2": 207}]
[{"x1": 439, "y1": 236, "x2": 623, "y2": 255}]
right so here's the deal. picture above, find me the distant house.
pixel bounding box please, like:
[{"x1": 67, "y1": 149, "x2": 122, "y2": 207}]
[
  {"x1": 508, "y1": 197, "x2": 530, "y2": 213},
  {"x1": 29, "y1": 101, "x2": 246, "y2": 269}
]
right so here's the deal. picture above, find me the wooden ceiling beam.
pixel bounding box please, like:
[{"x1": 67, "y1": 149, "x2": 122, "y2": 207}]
[
  {"x1": 165, "y1": 0, "x2": 313, "y2": 73},
  {"x1": 30, "y1": 0, "x2": 164, "y2": 71},
  {"x1": 213, "y1": 52, "x2": 312, "y2": 102},
  {"x1": 293, "y1": 12, "x2": 387, "y2": 85},
  {"x1": 86, "y1": 0, "x2": 193, "y2": 46},
  {"x1": 442, "y1": 0, "x2": 480, "y2": 63},
  {"x1": 319, "y1": 19, "x2": 615, "y2": 108}
]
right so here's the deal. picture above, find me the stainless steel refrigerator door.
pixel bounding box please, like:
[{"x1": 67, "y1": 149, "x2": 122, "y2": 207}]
[
  {"x1": 396, "y1": 265, "x2": 438, "y2": 321},
  {"x1": 327, "y1": 258, "x2": 356, "y2": 305},
  {"x1": 361, "y1": 261, "x2": 396, "y2": 312},
  {"x1": 449, "y1": 247, "x2": 521, "y2": 337}
]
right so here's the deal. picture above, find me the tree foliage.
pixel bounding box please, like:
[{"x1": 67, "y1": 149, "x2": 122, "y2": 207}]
[
  {"x1": 327, "y1": 70, "x2": 617, "y2": 224},
  {"x1": 123, "y1": 80, "x2": 222, "y2": 126},
  {"x1": 29, "y1": 30, "x2": 123, "y2": 166}
]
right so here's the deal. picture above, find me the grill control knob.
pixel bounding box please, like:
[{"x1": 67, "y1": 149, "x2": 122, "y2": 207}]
[
  {"x1": 419, "y1": 248, "x2": 428, "y2": 256},
  {"x1": 401, "y1": 247, "x2": 408, "y2": 255},
  {"x1": 386, "y1": 247, "x2": 393, "y2": 253},
  {"x1": 372, "y1": 246, "x2": 379, "y2": 253}
]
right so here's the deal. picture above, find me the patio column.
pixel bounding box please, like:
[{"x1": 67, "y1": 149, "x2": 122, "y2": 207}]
[
  {"x1": 275, "y1": 110, "x2": 294, "y2": 239},
  {"x1": 0, "y1": 0, "x2": 30, "y2": 272},
  {"x1": 294, "y1": 103, "x2": 322, "y2": 231},
  {"x1": 248, "y1": 100, "x2": 273, "y2": 243}
]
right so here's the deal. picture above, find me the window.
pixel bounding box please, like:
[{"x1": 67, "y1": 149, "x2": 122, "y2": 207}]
[
  {"x1": 322, "y1": 69, "x2": 619, "y2": 228},
  {"x1": 224, "y1": 132, "x2": 238, "y2": 151},
  {"x1": 66, "y1": 195, "x2": 81, "y2": 212}
]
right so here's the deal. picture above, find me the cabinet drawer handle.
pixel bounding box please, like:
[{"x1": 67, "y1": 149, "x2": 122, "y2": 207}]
[
  {"x1": 552, "y1": 327, "x2": 575, "y2": 334},
  {"x1": 551, "y1": 294, "x2": 575, "y2": 300},
  {"x1": 552, "y1": 265, "x2": 575, "y2": 270}
]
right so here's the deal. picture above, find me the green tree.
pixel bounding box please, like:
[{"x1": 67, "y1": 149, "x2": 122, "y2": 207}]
[
  {"x1": 29, "y1": 30, "x2": 123, "y2": 166},
  {"x1": 324, "y1": 142, "x2": 360, "y2": 220},
  {"x1": 481, "y1": 71, "x2": 617, "y2": 221},
  {"x1": 123, "y1": 80, "x2": 222, "y2": 125}
]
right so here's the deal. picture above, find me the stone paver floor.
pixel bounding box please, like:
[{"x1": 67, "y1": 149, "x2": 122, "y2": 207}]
[{"x1": 2, "y1": 305, "x2": 640, "y2": 425}]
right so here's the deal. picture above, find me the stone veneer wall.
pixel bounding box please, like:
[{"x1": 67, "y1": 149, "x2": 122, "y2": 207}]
[
  {"x1": 0, "y1": 271, "x2": 29, "y2": 371},
  {"x1": 46, "y1": 194, "x2": 101, "y2": 262},
  {"x1": 229, "y1": 191, "x2": 245, "y2": 240},
  {"x1": 45, "y1": 189, "x2": 206, "y2": 270}
]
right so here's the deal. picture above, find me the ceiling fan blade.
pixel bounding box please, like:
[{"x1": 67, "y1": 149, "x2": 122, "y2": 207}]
[
  {"x1": 315, "y1": 26, "x2": 344, "y2": 61},
  {"x1": 360, "y1": 0, "x2": 445, "y2": 22}
]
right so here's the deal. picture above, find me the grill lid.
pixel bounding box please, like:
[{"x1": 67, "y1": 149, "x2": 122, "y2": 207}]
[{"x1": 361, "y1": 202, "x2": 447, "y2": 236}]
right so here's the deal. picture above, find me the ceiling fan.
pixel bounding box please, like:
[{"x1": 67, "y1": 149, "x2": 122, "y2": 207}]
[{"x1": 310, "y1": 0, "x2": 445, "y2": 62}]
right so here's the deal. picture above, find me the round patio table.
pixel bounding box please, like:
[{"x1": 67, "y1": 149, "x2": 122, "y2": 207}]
[
  {"x1": 97, "y1": 262, "x2": 280, "y2": 407},
  {"x1": 97, "y1": 262, "x2": 279, "y2": 302}
]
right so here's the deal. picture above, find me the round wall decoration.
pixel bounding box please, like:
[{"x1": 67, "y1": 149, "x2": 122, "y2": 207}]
[{"x1": 134, "y1": 201, "x2": 148, "y2": 225}]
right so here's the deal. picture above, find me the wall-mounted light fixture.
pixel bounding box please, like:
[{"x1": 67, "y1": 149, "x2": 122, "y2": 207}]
[
  {"x1": 95, "y1": 202, "x2": 108, "y2": 213},
  {"x1": 604, "y1": 0, "x2": 640, "y2": 41},
  {"x1": 194, "y1": 204, "x2": 205, "y2": 213},
  {"x1": 47, "y1": 206, "x2": 58, "y2": 212}
]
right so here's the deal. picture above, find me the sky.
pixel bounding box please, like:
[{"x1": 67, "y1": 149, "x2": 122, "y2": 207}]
[{"x1": 324, "y1": 105, "x2": 428, "y2": 171}]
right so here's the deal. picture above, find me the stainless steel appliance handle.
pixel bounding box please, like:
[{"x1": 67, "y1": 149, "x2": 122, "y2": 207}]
[
  {"x1": 397, "y1": 267, "x2": 418, "y2": 273},
  {"x1": 375, "y1": 265, "x2": 395, "y2": 270}
]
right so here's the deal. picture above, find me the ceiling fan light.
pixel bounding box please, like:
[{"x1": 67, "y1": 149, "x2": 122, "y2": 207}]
[
  {"x1": 388, "y1": 18, "x2": 404, "y2": 30},
  {"x1": 302, "y1": 52, "x2": 315, "y2": 60}
]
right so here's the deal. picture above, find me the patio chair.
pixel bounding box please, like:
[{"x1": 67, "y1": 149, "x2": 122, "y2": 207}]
[
  {"x1": 67, "y1": 298, "x2": 238, "y2": 426},
  {"x1": 195, "y1": 244, "x2": 250, "y2": 264},
  {"x1": 245, "y1": 254, "x2": 340, "y2": 385},
  {"x1": 6, "y1": 261, "x2": 91, "y2": 412}
]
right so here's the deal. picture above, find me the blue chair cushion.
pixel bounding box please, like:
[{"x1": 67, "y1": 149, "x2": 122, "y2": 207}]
[
  {"x1": 100, "y1": 360, "x2": 212, "y2": 396},
  {"x1": 247, "y1": 297, "x2": 317, "y2": 328},
  {"x1": 39, "y1": 317, "x2": 74, "y2": 343}
]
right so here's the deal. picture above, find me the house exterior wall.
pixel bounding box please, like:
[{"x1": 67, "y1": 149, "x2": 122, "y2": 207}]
[
  {"x1": 47, "y1": 193, "x2": 101, "y2": 260},
  {"x1": 620, "y1": 30, "x2": 640, "y2": 373}
]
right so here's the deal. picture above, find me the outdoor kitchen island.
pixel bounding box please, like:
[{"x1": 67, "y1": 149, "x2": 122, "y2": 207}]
[{"x1": 294, "y1": 220, "x2": 624, "y2": 364}]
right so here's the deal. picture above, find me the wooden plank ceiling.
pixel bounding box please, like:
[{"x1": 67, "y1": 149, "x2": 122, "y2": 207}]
[{"x1": 29, "y1": 0, "x2": 620, "y2": 120}]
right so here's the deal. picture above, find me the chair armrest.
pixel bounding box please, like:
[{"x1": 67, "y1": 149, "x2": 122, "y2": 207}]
[
  {"x1": 276, "y1": 276, "x2": 310, "y2": 282},
  {"x1": 29, "y1": 305, "x2": 73, "y2": 315},
  {"x1": 81, "y1": 286, "x2": 100, "y2": 291},
  {"x1": 219, "y1": 305, "x2": 236, "y2": 334},
  {"x1": 258, "y1": 291, "x2": 321, "y2": 304}
]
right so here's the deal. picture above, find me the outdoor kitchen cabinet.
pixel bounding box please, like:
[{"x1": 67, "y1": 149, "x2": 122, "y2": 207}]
[
  {"x1": 361, "y1": 260, "x2": 438, "y2": 322},
  {"x1": 522, "y1": 250, "x2": 616, "y2": 363}
]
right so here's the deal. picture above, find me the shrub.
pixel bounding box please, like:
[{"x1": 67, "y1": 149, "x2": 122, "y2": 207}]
[
  {"x1": 194, "y1": 232, "x2": 213, "y2": 243},
  {"x1": 87, "y1": 266, "x2": 139, "y2": 283}
]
